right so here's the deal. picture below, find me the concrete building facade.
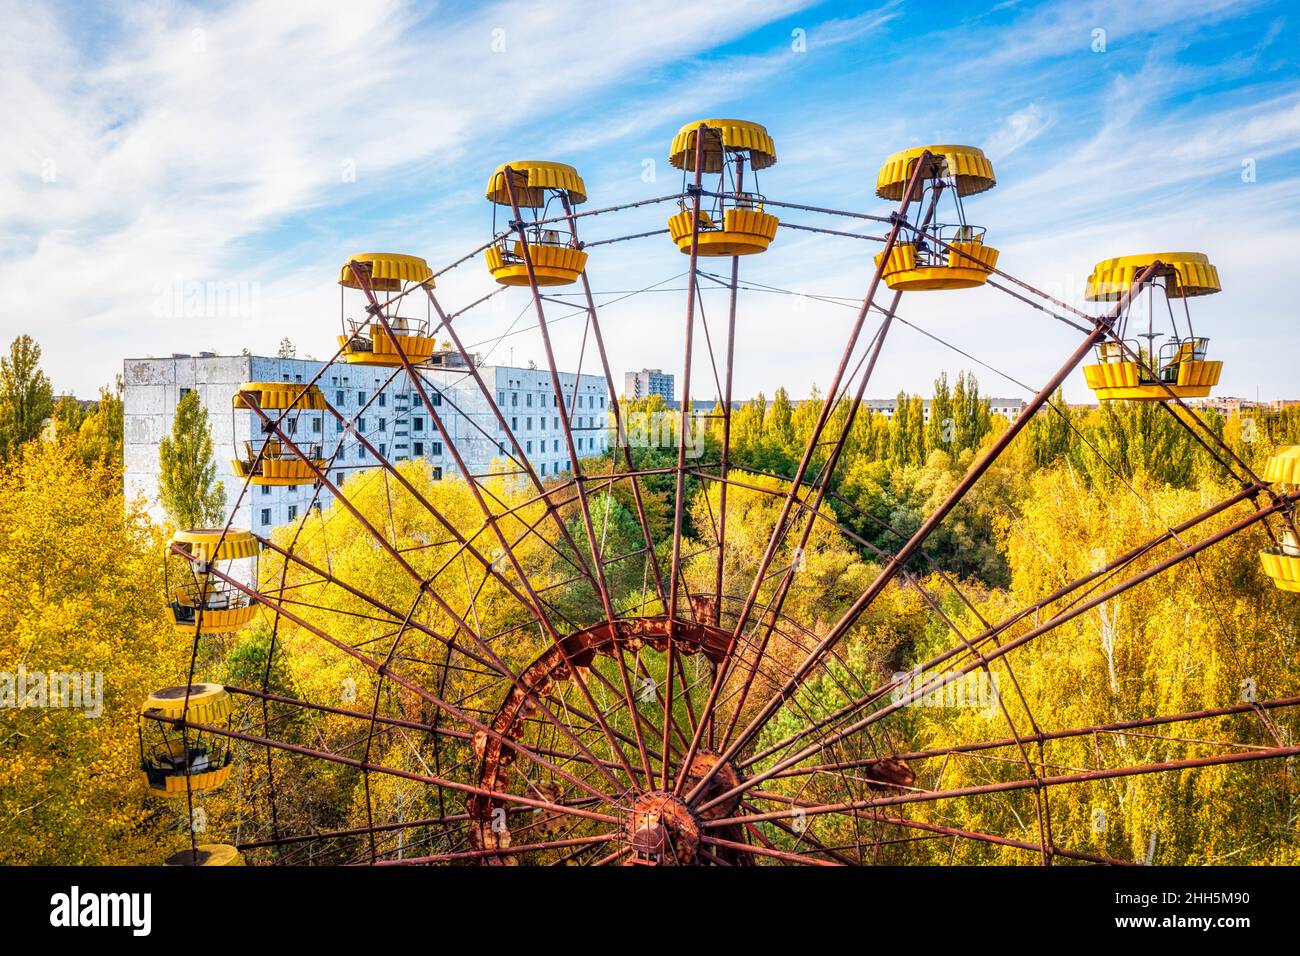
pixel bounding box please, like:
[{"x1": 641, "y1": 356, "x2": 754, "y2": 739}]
[
  {"x1": 859, "y1": 396, "x2": 1026, "y2": 422},
  {"x1": 125, "y1": 353, "x2": 610, "y2": 531},
  {"x1": 624, "y1": 368, "x2": 675, "y2": 403}
]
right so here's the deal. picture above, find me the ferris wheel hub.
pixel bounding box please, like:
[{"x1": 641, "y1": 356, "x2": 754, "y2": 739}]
[{"x1": 623, "y1": 791, "x2": 700, "y2": 865}]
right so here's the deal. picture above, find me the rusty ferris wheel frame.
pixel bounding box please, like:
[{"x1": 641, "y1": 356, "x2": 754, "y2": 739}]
[{"x1": 152, "y1": 136, "x2": 1300, "y2": 866}]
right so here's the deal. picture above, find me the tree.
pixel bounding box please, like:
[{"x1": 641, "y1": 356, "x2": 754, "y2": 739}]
[
  {"x1": 927, "y1": 372, "x2": 953, "y2": 452},
  {"x1": 76, "y1": 376, "x2": 125, "y2": 470},
  {"x1": 277, "y1": 337, "x2": 297, "y2": 359},
  {"x1": 158, "y1": 390, "x2": 226, "y2": 527},
  {"x1": 890, "y1": 390, "x2": 914, "y2": 464},
  {"x1": 0, "y1": 440, "x2": 184, "y2": 864},
  {"x1": 0, "y1": 335, "x2": 54, "y2": 460},
  {"x1": 766, "y1": 387, "x2": 795, "y2": 447},
  {"x1": 52, "y1": 395, "x2": 88, "y2": 441}
]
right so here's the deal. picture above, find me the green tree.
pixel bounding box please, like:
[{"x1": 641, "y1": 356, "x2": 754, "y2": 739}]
[
  {"x1": 0, "y1": 335, "x2": 54, "y2": 459},
  {"x1": 76, "y1": 376, "x2": 125, "y2": 469},
  {"x1": 52, "y1": 395, "x2": 88, "y2": 441},
  {"x1": 890, "y1": 391, "x2": 913, "y2": 464},
  {"x1": 158, "y1": 390, "x2": 226, "y2": 527},
  {"x1": 951, "y1": 371, "x2": 992, "y2": 453},
  {"x1": 1024, "y1": 387, "x2": 1076, "y2": 467},
  {"x1": 766, "y1": 387, "x2": 795, "y2": 447},
  {"x1": 927, "y1": 372, "x2": 953, "y2": 452}
]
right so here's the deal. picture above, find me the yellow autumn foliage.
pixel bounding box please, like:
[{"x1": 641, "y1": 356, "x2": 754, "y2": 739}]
[{"x1": 0, "y1": 440, "x2": 185, "y2": 864}]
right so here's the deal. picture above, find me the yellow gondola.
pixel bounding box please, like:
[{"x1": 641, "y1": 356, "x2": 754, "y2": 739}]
[
  {"x1": 1260, "y1": 446, "x2": 1300, "y2": 592},
  {"x1": 164, "y1": 844, "x2": 245, "y2": 866},
  {"x1": 667, "y1": 119, "x2": 779, "y2": 257},
  {"x1": 874, "y1": 145, "x2": 998, "y2": 291},
  {"x1": 165, "y1": 529, "x2": 260, "y2": 634},
  {"x1": 338, "y1": 253, "x2": 438, "y2": 366},
  {"x1": 139, "y1": 683, "x2": 234, "y2": 797},
  {"x1": 1081, "y1": 252, "x2": 1224, "y2": 402},
  {"x1": 231, "y1": 383, "x2": 327, "y2": 486},
  {"x1": 485, "y1": 161, "x2": 589, "y2": 286}
]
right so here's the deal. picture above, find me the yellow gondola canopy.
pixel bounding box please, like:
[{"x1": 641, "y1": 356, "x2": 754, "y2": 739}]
[
  {"x1": 233, "y1": 382, "x2": 327, "y2": 411},
  {"x1": 1085, "y1": 252, "x2": 1221, "y2": 301},
  {"x1": 338, "y1": 252, "x2": 434, "y2": 292},
  {"x1": 485, "y1": 161, "x2": 587, "y2": 207},
  {"x1": 165, "y1": 844, "x2": 244, "y2": 867},
  {"x1": 1260, "y1": 519, "x2": 1300, "y2": 593},
  {"x1": 170, "y1": 528, "x2": 260, "y2": 563},
  {"x1": 669, "y1": 119, "x2": 776, "y2": 173},
  {"x1": 1265, "y1": 446, "x2": 1300, "y2": 485},
  {"x1": 876, "y1": 145, "x2": 996, "y2": 200},
  {"x1": 142, "y1": 683, "x2": 232, "y2": 725}
]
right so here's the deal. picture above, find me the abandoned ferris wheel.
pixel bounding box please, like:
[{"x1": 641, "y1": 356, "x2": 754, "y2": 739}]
[{"x1": 139, "y1": 122, "x2": 1300, "y2": 866}]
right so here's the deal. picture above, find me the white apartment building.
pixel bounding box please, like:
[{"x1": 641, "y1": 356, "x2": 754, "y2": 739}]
[
  {"x1": 624, "y1": 368, "x2": 675, "y2": 403},
  {"x1": 124, "y1": 353, "x2": 610, "y2": 532},
  {"x1": 860, "y1": 397, "x2": 1026, "y2": 422}
]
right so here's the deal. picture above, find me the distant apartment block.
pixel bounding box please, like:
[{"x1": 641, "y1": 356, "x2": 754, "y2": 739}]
[
  {"x1": 124, "y1": 353, "x2": 610, "y2": 531},
  {"x1": 1186, "y1": 396, "x2": 1300, "y2": 416},
  {"x1": 624, "y1": 368, "x2": 675, "y2": 403},
  {"x1": 860, "y1": 397, "x2": 1026, "y2": 422}
]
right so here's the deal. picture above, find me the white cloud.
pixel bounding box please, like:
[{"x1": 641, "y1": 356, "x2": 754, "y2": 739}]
[
  {"x1": 983, "y1": 104, "x2": 1053, "y2": 161},
  {"x1": 0, "y1": 0, "x2": 812, "y2": 392}
]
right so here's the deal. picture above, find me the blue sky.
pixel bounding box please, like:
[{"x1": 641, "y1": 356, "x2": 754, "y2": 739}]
[{"x1": 5, "y1": 0, "x2": 1299, "y2": 402}]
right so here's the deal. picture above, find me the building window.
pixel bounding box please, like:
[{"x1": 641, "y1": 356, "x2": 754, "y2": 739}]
[
  {"x1": 260, "y1": 508, "x2": 271, "y2": 525},
  {"x1": 511, "y1": 416, "x2": 518, "y2": 430},
  {"x1": 526, "y1": 417, "x2": 532, "y2": 430},
  {"x1": 335, "y1": 472, "x2": 343, "y2": 484},
  {"x1": 430, "y1": 390, "x2": 442, "y2": 406},
  {"x1": 358, "y1": 391, "x2": 367, "y2": 405},
  {"x1": 378, "y1": 393, "x2": 386, "y2": 407},
  {"x1": 511, "y1": 392, "x2": 518, "y2": 407},
  {"x1": 526, "y1": 440, "x2": 533, "y2": 453},
  {"x1": 431, "y1": 441, "x2": 442, "y2": 456},
  {"x1": 552, "y1": 439, "x2": 559, "y2": 452},
  {"x1": 378, "y1": 417, "x2": 386, "y2": 431},
  {"x1": 359, "y1": 417, "x2": 366, "y2": 432},
  {"x1": 336, "y1": 390, "x2": 345, "y2": 406},
  {"x1": 432, "y1": 466, "x2": 443, "y2": 480},
  {"x1": 335, "y1": 419, "x2": 344, "y2": 432},
  {"x1": 261, "y1": 484, "x2": 270, "y2": 496},
  {"x1": 287, "y1": 505, "x2": 298, "y2": 521},
  {"x1": 414, "y1": 441, "x2": 424, "y2": 456},
  {"x1": 541, "y1": 463, "x2": 547, "y2": 476},
  {"x1": 413, "y1": 417, "x2": 424, "y2": 432},
  {"x1": 313, "y1": 418, "x2": 321, "y2": 433}
]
